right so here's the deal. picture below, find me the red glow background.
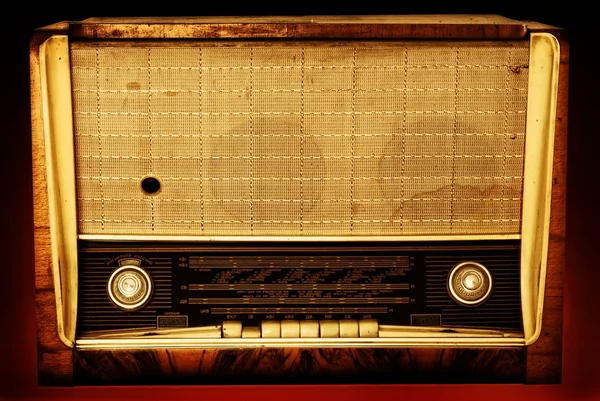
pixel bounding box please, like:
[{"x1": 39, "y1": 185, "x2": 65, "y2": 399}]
[{"x1": 1, "y1": 7, "x2": 598, "y2": 401}]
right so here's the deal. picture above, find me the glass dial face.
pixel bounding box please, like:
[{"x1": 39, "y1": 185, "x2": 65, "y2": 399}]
[
  {"x1": 447, "y1": 262, "x2": 492, "y2": 306},
  {"x1": 107, "y1": 266, "x2": 153, "y2": 310}
]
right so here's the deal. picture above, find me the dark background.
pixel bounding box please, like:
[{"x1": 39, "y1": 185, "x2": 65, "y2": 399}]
[{"x1": 1, "y1": 6, "x2": 598, "y2": 401}]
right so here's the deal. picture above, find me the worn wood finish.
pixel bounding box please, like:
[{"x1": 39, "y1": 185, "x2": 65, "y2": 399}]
[
  {"x1": 31, "y1": 16, "x2": 567, "y2": 386},
  {"x1": 79, "y1": 15, "x2": 527, "y2": 24},
  {"x1": 68, "y1": 15, "x2": 528, "y2": 40},
  {"x1": 30, "y1": 22, "x2": 74, "y2": 386},
  {"x1": 74, "y1": 348, "x2": 525, "y2": 385},
  {"x1": 524, "y1": 21, "x2": 567, "y2": 39},
  {"x1": 524, "y1": 36, "x2": 569, "y2": 384}
]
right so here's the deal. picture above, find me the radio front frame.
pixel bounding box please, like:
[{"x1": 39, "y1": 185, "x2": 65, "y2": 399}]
[{"x1": 30, "y1": 15, "x2": 568, "y2": 385}]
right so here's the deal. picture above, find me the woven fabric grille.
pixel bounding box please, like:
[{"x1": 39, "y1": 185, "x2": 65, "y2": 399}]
[{"x1": 71, "y1": 41, "x2": 529, "y2": 236}]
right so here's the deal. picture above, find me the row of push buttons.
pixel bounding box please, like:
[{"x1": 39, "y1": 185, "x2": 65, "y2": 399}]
[{"x1": 222, "y1": 319, "x2": 379, "y2": 338}]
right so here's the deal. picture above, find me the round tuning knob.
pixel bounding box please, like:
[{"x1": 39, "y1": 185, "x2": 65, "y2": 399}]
[
  {"x1": 447, "y1": 262, "x2": 492, "y2": 306},
  {"x1": 107, "y1": 265, "x2": 153, "y2": 311}
]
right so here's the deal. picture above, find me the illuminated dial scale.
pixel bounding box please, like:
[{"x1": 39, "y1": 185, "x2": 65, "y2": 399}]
[{"x1": 106, "y1": 256, "x2": 493, "y2": 337}]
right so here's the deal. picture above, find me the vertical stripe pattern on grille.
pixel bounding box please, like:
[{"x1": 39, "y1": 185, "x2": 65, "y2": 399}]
[
  {"x1": 78, "y1": 257, "x2": 172, "y2": 332},
  {"x1": 70, "y1": 41, "x2": 529, "y2": 237},
  {"x1": 425, "y1": 253, "x2": 521, "y2": 330}
]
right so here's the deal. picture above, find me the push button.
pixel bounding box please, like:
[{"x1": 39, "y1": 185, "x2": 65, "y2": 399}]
[
  {"x1": 222, "y1": 321, "x2": 242, "y2": 338},
  {"x1": 339, "y1": 319, "x2": 359, "y2": 338},
  {"x1": 241, "y1": 326, "x2": 261, "y2": 338},
  {"x1": 319, "y1": 320, "x2": 340, "y2": 338},
  {"x1": 359, "y1": 319, "x2": 379, "y2": 338},
  {"x1": 300, "y1": 320, "x2": 319, "y2": 338},
  {"x1": 281, "y1": 320, "x2": 300, "y2": 338},
  {"x1": 261, "y1": 320, "x2": 281, "y2": 338}
]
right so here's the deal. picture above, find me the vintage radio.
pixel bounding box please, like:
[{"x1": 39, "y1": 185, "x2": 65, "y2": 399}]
[{"x1": 30, "y1": 15, "x2": 568, "y2": 385}]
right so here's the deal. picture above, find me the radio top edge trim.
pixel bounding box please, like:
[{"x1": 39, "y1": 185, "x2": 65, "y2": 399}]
[{"x1": 78, "y1": 234, "x2": 521, "y2": 243}]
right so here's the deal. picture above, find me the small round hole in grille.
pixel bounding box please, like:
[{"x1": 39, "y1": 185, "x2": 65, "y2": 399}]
[{"x1": 140, "y1": 175, "x2": 162, "y2": 196}]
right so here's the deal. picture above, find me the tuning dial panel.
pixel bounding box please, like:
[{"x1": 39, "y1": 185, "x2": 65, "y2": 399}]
[
  {"x1": 78, "y1": 242, "x2": 521, "y2": 333},
  {"x1": 107, "y1": 265, "x2": 153, "y2": 311},
  {"x1": 447, "y1": 262, "x2": 493, "y2": 306}
]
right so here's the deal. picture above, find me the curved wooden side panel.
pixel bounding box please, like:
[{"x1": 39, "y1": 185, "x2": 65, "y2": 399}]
[
  {"x1": 30, "y1": 23, "x2": 74, "y2": 386},
  {"x1": 525, "y1": 34, "x2": 569, "y2": 384},
  {"x1": 74, "y1": 348, "x2": 525, "y2": 385}
]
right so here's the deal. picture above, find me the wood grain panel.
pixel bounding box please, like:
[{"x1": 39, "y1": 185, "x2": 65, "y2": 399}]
[
  {"x1": 68, "y1": 15, "x2": 528, "y2": 39},
  {"x1": 74, "y1": 348, "x2": 525, "y2": 385}
]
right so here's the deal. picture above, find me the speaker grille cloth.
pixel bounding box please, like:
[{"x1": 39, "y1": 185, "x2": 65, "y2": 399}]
[{"x1": 70, "y1": 42, "x2": 529, "y2": 236}]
